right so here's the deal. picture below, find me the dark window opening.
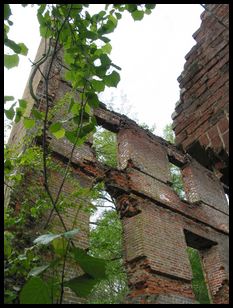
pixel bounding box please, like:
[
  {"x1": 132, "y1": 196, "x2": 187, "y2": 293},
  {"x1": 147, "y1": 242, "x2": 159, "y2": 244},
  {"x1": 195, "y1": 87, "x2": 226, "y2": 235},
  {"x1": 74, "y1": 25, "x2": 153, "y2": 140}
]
[{"x1": 93, "y1": 126, "x2": 118, "y2": 168}]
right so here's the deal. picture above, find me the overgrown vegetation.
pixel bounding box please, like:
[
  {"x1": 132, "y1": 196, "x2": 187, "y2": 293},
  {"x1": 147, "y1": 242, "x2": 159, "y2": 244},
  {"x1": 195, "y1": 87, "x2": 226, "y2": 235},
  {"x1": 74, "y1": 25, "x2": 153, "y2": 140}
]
[{"x1": 4, "y1": 3, "x2": 156, "y2": 304}]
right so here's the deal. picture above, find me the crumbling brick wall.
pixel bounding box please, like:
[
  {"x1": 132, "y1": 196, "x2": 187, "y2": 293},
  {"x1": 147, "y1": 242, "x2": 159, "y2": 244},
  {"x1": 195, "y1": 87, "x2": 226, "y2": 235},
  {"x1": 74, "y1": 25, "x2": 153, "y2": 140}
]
[{"x1": 172, "y1": 4, "x2": 229, "y2": 189}]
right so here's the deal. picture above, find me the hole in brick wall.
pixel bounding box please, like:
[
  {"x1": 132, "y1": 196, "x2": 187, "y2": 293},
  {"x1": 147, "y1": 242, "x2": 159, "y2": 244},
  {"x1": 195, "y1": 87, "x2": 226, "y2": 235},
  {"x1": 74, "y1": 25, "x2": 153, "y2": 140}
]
[
  {"x1": 186, "y1": 247, "x2": 211, "y2": 304},
  {"x1": 184, "y1": 230, "x2": 216, "y2": 304},
  {"x1": 168, "y1": 162, "x2": 187, "y2": 201},
  {"x1": 92, "y1": 126, "x2": 118, "y2": 168},
  {"x1": 88, "y1": 185, "x2": 129, "y2": 303}
]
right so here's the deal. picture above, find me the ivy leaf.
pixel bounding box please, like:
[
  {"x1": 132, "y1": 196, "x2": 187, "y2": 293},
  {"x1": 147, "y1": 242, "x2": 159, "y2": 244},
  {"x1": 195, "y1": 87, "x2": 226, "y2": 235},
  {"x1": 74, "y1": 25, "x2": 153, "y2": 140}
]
[
  {"x1": 28, "y1": 265, "x2": 50, "y2": 277},
  {"x1": 4, "y1": 108, "x2": 15, "y2": 120},
  {"x1": 23, "y1": 118, "x2": 35, "y2": 129},
  {"x1": 91, "y1": 79, "x2": 105, "y2": 92},
  {"x1": 64, "y1": 274, "x2": 100, "y2": 298},
  {"x1": 4, "y1": 54, "x2": 19, "y2": 69},
  {"x1": 71, "y1": 247, "x2": 107, "y2": 279},
  {"x1": 19, "y1": 277, "x2": 52, "y2": 304},
  {"x1": 18, "y1": 43, "x2": 28, "y2": 56},
  {"x1": 104, "y1": 71, "x2": 120, "y2": 87},
  {"x1": 131, "y1": 10, "x2": 144, "y2": 21}
]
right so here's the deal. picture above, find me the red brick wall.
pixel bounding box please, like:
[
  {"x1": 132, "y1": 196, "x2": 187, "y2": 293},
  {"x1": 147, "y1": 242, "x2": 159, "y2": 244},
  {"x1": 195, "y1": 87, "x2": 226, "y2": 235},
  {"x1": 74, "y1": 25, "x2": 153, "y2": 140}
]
[{"x1": 172, "y1": 4, "x2": 229, "y2": 183}]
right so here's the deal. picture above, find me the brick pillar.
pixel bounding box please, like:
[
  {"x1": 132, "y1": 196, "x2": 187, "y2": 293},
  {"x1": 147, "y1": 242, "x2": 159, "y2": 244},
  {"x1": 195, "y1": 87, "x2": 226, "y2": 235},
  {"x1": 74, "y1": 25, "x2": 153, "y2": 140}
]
[
  {"x1": 200, "y1": 239, "x2": 229, "y2": 304},
  {"x1": 115, "y1": 193, "x2": 196, "y2": 304}
]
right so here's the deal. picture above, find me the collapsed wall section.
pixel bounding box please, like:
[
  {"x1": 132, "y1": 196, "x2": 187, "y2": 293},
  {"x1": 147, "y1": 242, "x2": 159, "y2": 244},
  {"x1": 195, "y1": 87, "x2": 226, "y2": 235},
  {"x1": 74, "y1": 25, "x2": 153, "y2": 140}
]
[{"x1": 172, "y1": 4, "x2": 229, "y2": 189}]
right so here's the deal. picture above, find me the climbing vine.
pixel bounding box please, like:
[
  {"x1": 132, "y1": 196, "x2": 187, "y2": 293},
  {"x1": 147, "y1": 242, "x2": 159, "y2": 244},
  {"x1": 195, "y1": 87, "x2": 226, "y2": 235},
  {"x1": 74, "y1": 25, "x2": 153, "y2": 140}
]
[{"x1": 4, "y1": 4, "x2": 156, "y2": 304}]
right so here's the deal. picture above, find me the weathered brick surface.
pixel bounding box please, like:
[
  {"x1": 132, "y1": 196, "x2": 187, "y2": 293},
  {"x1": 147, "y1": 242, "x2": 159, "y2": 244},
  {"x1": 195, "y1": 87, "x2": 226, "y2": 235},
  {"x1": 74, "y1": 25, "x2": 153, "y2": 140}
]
[
  {"x1": 118, "y1": 127, "x2": 170, "y2": 184},
  {"x1": 182, "y1": 160, "x2": 228, "y2": 213},
  {"x1": 173, "y1": 4, "x2": 229, "y2": 182}
]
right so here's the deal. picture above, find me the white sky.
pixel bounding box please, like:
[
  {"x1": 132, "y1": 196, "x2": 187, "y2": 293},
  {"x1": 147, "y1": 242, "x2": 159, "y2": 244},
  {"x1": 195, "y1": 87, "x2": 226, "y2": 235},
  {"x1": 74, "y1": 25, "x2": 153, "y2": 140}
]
[{"x1": 4, "y1": 4, "x2": 204, "y2": 138}]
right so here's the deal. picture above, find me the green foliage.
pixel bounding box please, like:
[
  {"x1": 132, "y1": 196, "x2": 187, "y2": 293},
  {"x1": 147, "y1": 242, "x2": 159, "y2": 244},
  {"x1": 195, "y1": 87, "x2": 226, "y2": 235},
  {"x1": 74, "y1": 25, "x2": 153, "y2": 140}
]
[
  {"x1": 163, "y1": 123, "x2": 175, "y2": 144},
  {"x1": 93, "y1": 128, "x2": 118, "y2": 168},
  {"x1": 187, "y1": 247, "x2": 211, "y2": 304},
  {"x1": 64, "y1": 274, "x2": 100, "y2": 298},
  {"x1": 20, "y1": 277, "x2": 52, "y2": 304},
  {"x1": 88, "y1": 210, "x2": 128, "y2": 304}
]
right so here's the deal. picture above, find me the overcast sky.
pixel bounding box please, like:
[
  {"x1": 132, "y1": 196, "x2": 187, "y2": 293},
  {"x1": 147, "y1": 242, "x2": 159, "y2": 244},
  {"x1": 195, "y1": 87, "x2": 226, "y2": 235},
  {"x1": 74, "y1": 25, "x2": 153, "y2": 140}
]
[{"x1": 4, "y1": 4, "x2": 204, "y2": 138}]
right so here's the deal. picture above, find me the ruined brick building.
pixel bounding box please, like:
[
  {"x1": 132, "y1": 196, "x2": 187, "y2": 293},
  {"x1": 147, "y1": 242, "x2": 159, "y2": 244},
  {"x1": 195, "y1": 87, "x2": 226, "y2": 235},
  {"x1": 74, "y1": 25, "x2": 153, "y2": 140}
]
[{"x1": 6, "y1": 4, "x2": 228, "y2": 305}]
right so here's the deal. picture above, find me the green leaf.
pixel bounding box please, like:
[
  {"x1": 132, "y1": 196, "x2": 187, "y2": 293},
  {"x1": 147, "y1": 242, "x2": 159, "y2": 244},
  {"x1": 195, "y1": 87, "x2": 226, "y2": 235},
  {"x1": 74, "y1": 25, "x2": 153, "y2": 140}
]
[
  {"x1": 145, "y1": 4, "x2": 156, "y2": 9},
  {"x1": 65, "y1": 130, "x2": 77, "y2": 144},
  {"x1": 19, "y1": 277, "x2": 52, "y2": 304},
  {"x1": 63, "y1": 228, "x2": 80, "y2": 239},
  {"x1": 34, "y1": 229, "x2": 80, "y2": 246},
  {"x1": 4, "y1": 54, "x2": 19, "y2": 69},
  {"x1": 4, "y1": 39, "x2": 21, "y2": 54},
  {"x1": 28, "y1": 265, "x2": 50, "y2": 277},
  {"x1": 100, "y1": 54, "x2": 111, "y2": 69},
  {"x1": 15, "y1": 108, "x2": 23, "y2": 123},
  {"x1": 131, "y1": 10, "x2": 144, "y2": 21},
  {"x1": 101, "y1": 43, "x2": 112, "y2": 54},
  {"x1": 91, "y1": 79, "x2": 105, "y2": 92},
  {"x1": 52, "y1": 238, "x2": 68, "y2": 256},
  {"x1": 100, "y1": 36, "x2": 110, "y2": 43},
  {"x1": 49, "y1": 122, "x2": 61, "y2": 133},
  {"x1": 70, "y1": 102, "x2": 80, "y2": 115},
  {"x1": 4, "y1": 96, "x2": 14, "y2": 104},
  {"x1": 4, "y1": 108, "x2": 15, "y2": 120},
  {"x1": 18, "y1": 43, "x2": 28, "y2": 56},
  {"x1": 32, "y1": 109, "x2": 43, "y2": 120},
  {"x1": 145, "y1": 9, "x2": 152, "y2": 15},
  {"x1": 4, "y1": 4, "x2": 11, "y2": 20},
  {"x1": 64, "y1": 274, "x2": 100, "y2": 298},
  {"x1": 127, "y1": 4, "x2": 137, "y2": 12},
  {"x1": 86, "y1": 92, "x2": 100, "y2": 108},
  {"x1": 108, "y1": 15, "x2": 118, "y2": 27},
  {"x1": 19, "y1": 99, "x2": 27, "y2": 109},
  {"x1": 33, "y1": 233, "x2": 61, "y2": 245},
  {"x1": 86, "y1": 31, "x2": 98, "y2": 40},
  {"x1": 104, "y1": 71, "x2": 120, "y2": 87},
  {"x1": 53, "y1": 128, "x2": 65, "y2": 139},
  {"x1": 23, "y1": 118, "x2": 35, "y2": 129},
  {"x1": 115, "y1": 12, "x2": 122, "y2": 19},
  {"x1": 72, "y1": 247, "x2": 107, "y2": 279}
]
